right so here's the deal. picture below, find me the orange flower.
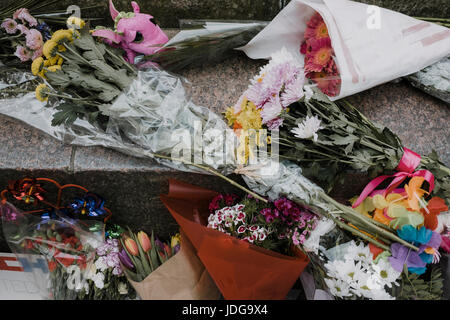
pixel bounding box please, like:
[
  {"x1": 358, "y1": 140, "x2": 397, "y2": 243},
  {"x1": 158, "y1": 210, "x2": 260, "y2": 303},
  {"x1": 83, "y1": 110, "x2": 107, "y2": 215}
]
[
  {"x1": 137, "y1": 231, "x2": 151, "y2": 252},
  {"x1": 405, "y1": 177, "x2": 428, "y2": 212},
  {"x1": 124, "y1": 238, "x2": 139, "y2": 256},
  {"x1": 421, "y1": 197, "x2": 448, "y2": 231}
]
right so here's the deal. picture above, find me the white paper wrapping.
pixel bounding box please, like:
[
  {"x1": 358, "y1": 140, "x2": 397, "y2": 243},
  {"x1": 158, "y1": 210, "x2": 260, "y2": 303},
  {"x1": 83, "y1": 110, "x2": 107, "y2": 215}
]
[{"x1": 240, "y1": 0, "x2": 450, "y2": 100}]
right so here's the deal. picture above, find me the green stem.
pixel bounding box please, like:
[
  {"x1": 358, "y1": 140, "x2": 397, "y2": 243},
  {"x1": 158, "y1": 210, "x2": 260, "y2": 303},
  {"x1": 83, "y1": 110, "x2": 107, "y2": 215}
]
[
  {"x1": 320, "y1": 192, "x2": 420, "y2": 251},
  {"x1": 152, "y1": 153, "x2": 268, "y2": 203}
]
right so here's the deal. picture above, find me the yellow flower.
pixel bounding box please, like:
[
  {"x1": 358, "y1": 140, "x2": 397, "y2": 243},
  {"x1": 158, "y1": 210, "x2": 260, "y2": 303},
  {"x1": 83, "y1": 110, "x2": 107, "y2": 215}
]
[
  {"x1": 35, "y1": 84, "x2": 50, "y2": 102},
  {"x1": 225, "y1": 106, "x2": 237, "y2": 127},
  {"x1": 43, "y1": 40, "x2": 59, "y2": 59},
  {"x1": 52, "y1": 29, "x2": 73, "y2": 45},
  {"x1": 235, "y1": 99, "x2": 262, "y2": 131},
  {"x1": 47, "y1": 65, "x2": 61, "y2": 72},
  {"x1": 44, "y1": 59, "x2": 51, "y2": 67},
  {"x1": 57, "y1": 56, "x2": 64, "y2": 66},
  {"x1": 67, "y1": 16, "x2": 86, "y2": 29},
  {"x1": 58, "y1": 45, "x2": 67, "y2": 52},
  {"x1": 31, "y1": 57, "x2": 44, "y2": 76},
  {"x1": 170, "y1": 234, "x2": 181, "y2": 249}
]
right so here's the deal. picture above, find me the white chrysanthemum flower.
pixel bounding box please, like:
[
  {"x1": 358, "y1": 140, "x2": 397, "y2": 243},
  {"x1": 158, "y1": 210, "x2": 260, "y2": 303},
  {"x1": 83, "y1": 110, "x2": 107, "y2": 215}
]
[
  {"x1": 344, "y1": 241, "x2": 373, "y2": 262},
  {"x1": 269, "y1": 47, "x2": 303, "y2": 69},
  {"x1": 118, "y1": 282, "x2": 128, "y2": 295},
  {"x1": 304, "y1": 85, "x2": 314, "y2": 101},
  {"x1": 291, "y1": 115, "x2": 324, "y2": 141},
  {"x1": 324, "y1": 278, "x2": 352, "y2": 298},
  {"x1": 368, "y1": 289, "x2": 396, "y2": 300},
  {"x1": 372, "y1": 258, "x2": 401, "y2": 288}
]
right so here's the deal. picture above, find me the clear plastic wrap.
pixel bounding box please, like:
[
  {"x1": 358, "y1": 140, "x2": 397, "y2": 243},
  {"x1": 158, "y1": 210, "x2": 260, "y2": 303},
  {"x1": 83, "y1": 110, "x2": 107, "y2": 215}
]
[
  {"x1": 0, "y1": 66, "x2": 238, "y2": 175},
  {"x1": 1, "y1": 201, "x2": 104, "y2": 300}
]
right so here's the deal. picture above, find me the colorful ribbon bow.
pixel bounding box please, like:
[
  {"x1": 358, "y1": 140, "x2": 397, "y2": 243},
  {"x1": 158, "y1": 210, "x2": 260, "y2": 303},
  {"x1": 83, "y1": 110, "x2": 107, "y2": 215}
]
[{"x1": 352, "y1": 148, "x2": 435, "y2": 208}]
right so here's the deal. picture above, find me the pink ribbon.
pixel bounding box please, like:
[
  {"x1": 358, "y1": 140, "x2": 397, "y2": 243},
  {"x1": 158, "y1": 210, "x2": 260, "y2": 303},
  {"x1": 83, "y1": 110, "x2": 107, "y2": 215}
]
[{"x1": 352, "y1": 148, "x2": 435, "y2": 208}]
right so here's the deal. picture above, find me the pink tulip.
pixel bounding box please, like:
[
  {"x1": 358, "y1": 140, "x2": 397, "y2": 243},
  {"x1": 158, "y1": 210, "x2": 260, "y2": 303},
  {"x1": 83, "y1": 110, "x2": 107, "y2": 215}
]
[
  {"x1": 124, "y1": 237, "x2": 139, "y2": 256},
  {"x1": 137, "y1": 231, "x2": 151, "y2": 252}
]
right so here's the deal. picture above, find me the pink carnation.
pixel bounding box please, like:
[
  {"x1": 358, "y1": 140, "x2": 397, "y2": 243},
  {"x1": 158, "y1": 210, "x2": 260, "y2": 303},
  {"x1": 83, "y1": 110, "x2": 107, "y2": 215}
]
[
  {"x1": 26, "y1": 29, "x2": 43, "y2": 50},
  {"x1": 13, "y1": 8, "x2": 37, "y2": 27},
  {"x1": 32, "y1": 46, "x2": 43, "y2": 60},
  {"x1": 14, "y1": 45, "x2": 32, "y2": 62},
  {"x1": 16, "y1": 24, "x2": 29, "y2": 35},
  {"x1": 1, "y1": 18, "x2": 17, "y2": 34}
]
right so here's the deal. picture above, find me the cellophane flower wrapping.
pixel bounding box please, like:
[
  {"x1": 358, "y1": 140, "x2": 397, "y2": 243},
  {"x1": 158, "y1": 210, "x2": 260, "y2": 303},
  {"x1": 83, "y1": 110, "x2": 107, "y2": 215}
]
[
  {"x1": 240, "y1": 0, "x2": 450, "y2": 100},
  {"x1": 160, "y1": 179, "x2": 310, "y2": 300},
  {"x1": 1, "y1": 201, "x2": 104, "y2": 300},
  {"x1": 0, "y1": 65, "x2": 238, "y2": 176}
]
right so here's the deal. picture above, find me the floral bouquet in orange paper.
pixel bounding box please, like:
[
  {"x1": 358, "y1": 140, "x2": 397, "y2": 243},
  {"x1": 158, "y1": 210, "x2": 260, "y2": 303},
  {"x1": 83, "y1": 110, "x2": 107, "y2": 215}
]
[{"x1": 160, "y1": 179, "x2": 312, "y2": 300}]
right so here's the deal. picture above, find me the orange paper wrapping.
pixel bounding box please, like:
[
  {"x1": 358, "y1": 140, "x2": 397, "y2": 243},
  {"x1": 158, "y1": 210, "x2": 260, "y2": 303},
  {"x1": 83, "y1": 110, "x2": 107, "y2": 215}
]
[
  {"x1": 160, "y1": 179, "x2": 310, "y2": 300},
  {"x1": 126, "y1": 231, "x2": 221, "y2": 300}
]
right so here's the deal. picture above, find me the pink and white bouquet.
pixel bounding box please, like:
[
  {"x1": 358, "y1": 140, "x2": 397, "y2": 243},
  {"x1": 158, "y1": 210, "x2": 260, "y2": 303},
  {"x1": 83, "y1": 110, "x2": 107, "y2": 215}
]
[
  {"x1": 240, "y1": 0, "x2": 450, "y2": 100},
  {"x1": 207, "y1": 194, "x2": 319, "y2": 253}
]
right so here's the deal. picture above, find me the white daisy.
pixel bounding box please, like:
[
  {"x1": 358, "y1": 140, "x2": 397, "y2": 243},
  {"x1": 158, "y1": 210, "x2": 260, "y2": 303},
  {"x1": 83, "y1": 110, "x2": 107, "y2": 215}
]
[
  {"x1": 372, "y1": 258, "x2": 401, "y2": 288},
  {"x1": 324, "y1": 278, "x2": 352, "y2": 298},
  {"x1": 291, "y1": 115, "x2": 324, "y2": 141}
]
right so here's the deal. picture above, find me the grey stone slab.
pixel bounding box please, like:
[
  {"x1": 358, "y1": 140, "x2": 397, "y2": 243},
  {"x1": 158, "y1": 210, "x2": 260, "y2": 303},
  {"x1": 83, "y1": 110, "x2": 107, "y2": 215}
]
[{"x1": 0, "y1": 115, "x2": 73, "y2": 170}]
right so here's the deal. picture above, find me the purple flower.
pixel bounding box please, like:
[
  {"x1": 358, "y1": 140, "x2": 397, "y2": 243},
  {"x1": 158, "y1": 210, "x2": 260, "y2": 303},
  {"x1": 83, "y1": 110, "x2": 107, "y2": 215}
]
[
  {"x1": 118, "y1": 248, "x2": 134, "y2": 269},
  {"x1": 281, "y1": 74, "x2": 305, "y2": 107},
  {"x1": 388, "y1": 243, "x2": 427, "y2": 274}
]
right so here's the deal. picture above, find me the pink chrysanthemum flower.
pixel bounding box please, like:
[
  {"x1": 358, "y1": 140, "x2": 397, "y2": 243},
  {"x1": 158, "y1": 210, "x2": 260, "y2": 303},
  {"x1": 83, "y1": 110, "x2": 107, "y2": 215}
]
[
  {"x1": 14, "y1": 45, "x2": 32, "y2": 62},
  {"x1": 281, "y1": 74, "x2": 305, "y2": 107},
  {"x1": 32, "y1": 46, "x2": 43, "y2": 60},
  {"x1": 305, "y1": 37, "x2": 333, "y2": 73},
  {"x1": 26, "y1": 29, "x2": 43, "y2": 50},
  {"x1": 16, "y1": 24, "x2": 29, "y2": 35},
  {"x1": 265, "y1": 117, "x2": 284, "y2": 130},
  {"x1": 1, "y1": 18, "x2": 18, "y2": 34},
  {"x1": 14, "y1": 8, "x2": 37, "y2": 27},
  {"x1": 260, "y1": 94, "x2": 283, "y2": 125}
]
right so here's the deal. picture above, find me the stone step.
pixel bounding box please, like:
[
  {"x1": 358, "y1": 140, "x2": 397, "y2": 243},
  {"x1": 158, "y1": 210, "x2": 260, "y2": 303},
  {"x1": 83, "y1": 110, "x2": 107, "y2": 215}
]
[
  {"x1": 1, "y1": 0, "x2": 447, "y2": 28},
  {"x1": 0, "y1": 27, "x2": 449, "y2": 252}
]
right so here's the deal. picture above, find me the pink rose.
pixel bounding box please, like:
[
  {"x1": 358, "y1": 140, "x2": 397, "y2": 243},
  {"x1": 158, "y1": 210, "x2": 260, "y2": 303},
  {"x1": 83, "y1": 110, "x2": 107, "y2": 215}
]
[{"x1": 26, "y1": 29, "x2": 43, "y2": 50}]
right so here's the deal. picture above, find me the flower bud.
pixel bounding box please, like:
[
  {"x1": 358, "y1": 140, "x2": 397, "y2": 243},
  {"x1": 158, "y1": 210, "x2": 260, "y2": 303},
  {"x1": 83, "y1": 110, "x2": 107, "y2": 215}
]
[
  {"x1": 137, "y1": 231, "x2": 151, "y2": 252},
  {"x1": 124, "y1": 238, "x2": 139, "y2": 256}
]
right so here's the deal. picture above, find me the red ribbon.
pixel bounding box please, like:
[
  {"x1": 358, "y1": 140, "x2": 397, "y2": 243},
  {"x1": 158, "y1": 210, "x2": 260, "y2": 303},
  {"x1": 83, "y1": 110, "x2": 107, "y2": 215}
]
[{"x1": 352, "y1": 148, "x2": 435, "y2": 208}]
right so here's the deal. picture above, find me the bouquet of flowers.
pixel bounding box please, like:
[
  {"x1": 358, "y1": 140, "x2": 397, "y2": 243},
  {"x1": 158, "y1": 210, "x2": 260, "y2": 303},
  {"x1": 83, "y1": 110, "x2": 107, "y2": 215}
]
[
  {"x1": 0, "y1": 176, "x2": 139, "y2": 300},
  {"x1": 1, "y1": 201, "x2": 103, "y2": 299},
  {"x1": 207, "y1": 193, "x2": 318, "y2": 255},
  {"x1": 225, "y1": 48, "x2": 450, "y2": 201},
  {"x1": 119, "y1": 228, "x2": 221, "y2": 300},
  {"x1": 80, "y1": 225, "x2": 137, "y2": 300},
  {"x1": 161, "y1": 179, "x2": 311, "y2": 300},
  {"x1": 0, "y1": 8, "x2": 49, "y2": 63},
  {"x1": 301, "y1": 173, "x2": 449, "y2": 300},
  {"x1": 240, "y1": 0, "x2": 450, "y2": 100}
]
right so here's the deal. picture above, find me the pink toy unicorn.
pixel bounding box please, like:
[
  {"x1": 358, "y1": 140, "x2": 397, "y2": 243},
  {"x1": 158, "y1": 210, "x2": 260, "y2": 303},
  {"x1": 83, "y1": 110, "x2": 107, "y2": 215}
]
[{"x1": 93, "y1": 0, "x2": 169, "y2": 64}]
